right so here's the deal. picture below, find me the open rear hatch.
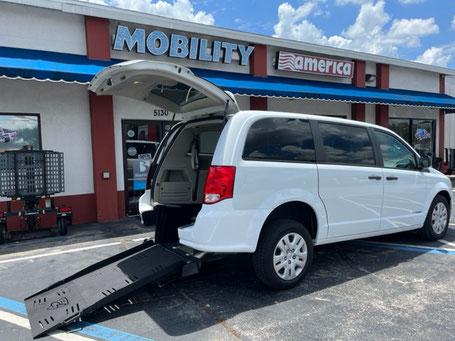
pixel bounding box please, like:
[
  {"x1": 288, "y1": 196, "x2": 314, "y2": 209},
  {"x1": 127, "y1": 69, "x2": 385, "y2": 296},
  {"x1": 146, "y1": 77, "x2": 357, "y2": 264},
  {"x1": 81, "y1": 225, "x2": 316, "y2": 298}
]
[{"x1": 88, "y1": 60, "x2": 239, "y2": 117}]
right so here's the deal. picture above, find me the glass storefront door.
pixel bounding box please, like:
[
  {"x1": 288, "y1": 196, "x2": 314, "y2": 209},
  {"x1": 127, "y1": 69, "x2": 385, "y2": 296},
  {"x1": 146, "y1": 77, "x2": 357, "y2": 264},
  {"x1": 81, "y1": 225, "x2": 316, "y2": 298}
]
[
  {"x1": 411, "y1": 119, "x2": 434, "y2": 157},
  {"x1": 122, "y1": 120, "x2": 171, "y2": 215},
  {"x1": 389, "y1": 118, "x2": 435, "y2": 156}
]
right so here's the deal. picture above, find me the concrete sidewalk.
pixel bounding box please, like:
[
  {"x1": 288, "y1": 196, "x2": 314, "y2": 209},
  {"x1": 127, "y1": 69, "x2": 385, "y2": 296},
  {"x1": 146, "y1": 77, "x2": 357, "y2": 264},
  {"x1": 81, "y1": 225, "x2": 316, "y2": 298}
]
[{"x1": 0, "y1": 217, "x2": 155, "y2": 256}]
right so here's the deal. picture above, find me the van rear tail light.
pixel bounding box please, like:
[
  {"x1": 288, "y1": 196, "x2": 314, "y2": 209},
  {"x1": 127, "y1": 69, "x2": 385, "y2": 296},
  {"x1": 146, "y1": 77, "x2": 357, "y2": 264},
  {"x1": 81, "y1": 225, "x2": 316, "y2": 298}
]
[{"x1": 204, "y1": 166, "x2": 236, "y2": 204}]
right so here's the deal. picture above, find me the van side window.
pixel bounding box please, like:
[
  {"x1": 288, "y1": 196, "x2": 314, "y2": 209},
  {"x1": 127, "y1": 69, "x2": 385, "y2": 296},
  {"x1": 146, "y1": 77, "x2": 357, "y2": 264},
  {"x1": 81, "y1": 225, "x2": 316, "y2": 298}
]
[
  {"x1": 374, "y1": 130, "x2": 417, "y2": 170},
  {"x1": 243, "y1": 118, "x2": 315, "y2": 162},
  {"x1": 319, "y1": 122, "x2": 375, "y2": 166}
]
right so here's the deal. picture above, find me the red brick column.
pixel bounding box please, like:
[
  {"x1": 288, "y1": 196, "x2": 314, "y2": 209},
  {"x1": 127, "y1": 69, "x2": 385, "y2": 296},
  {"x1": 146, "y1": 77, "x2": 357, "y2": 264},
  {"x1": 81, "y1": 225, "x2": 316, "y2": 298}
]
[
  {"x1": 249, "y1": 44, "x2": 268, "y2": 110},
  {"x1": 352, "y1": 60, "x2": 366, "y2": 121},
  {"x1": 85, "y1": 16, "x2": 120, "y2": 221},
  {"x1": 439, "y1": 74, "x2": 445, "y2": 158},
  {"x1": 375, "y1": 63, "x2": 389, "y2": 128}
]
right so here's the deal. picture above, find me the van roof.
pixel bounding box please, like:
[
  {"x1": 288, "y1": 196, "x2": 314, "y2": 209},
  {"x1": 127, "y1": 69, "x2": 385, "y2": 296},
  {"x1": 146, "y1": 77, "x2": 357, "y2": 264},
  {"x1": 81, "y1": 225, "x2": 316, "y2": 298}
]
[{"x1": 237, "y1": 110, "x2": 384, "y2": 130}]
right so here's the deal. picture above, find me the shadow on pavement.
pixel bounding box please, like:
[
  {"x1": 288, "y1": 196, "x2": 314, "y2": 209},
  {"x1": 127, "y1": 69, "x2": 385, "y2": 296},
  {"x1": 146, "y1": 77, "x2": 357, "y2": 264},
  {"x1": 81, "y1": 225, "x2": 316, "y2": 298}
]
[{"x1": 83, "y1": 234, "x2": 427, "y2": 338}]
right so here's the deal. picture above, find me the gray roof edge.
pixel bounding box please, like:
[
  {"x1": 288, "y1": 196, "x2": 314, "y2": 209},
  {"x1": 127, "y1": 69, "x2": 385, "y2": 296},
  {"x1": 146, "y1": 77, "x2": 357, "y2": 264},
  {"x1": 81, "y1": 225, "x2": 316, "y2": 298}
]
[{"x1": 3, "y1": 0, "x2": 455, "y2": 77}]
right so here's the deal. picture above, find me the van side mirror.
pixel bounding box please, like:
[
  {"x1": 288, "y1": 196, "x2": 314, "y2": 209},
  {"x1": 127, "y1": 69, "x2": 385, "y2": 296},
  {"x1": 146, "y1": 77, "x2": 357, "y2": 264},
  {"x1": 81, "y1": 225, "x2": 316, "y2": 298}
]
[{"x1": 419, "y1": 156, "x2": 431, "y2": 169}]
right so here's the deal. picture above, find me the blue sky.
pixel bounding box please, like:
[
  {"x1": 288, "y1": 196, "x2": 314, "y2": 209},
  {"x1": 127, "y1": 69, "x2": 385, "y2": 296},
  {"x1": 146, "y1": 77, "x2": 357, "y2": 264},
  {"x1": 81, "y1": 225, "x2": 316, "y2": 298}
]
[{"x1": 85, "y1": 0, "x2": 455, "y2": 69}]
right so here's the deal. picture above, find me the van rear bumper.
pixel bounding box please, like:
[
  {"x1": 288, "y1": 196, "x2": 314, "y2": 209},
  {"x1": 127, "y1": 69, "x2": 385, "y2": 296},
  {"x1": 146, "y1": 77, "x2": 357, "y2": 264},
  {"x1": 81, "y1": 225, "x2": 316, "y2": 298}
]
[{"x1": 177, "y1": 201, "x2": 267, "y2": 253}]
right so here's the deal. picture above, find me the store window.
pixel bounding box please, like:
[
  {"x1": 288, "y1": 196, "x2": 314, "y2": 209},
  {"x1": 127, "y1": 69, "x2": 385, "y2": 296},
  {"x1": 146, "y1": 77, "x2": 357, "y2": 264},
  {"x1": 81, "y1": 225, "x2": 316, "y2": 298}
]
[
  {"x1": 389, "y1": 118, "x2": 435, "y2": 156},
  {"x1": 0, "y1": 114, "x2": 41, "y2": 151},
  {"x1": 122, "y1": 120, "x2": 171, "y2": 215}
]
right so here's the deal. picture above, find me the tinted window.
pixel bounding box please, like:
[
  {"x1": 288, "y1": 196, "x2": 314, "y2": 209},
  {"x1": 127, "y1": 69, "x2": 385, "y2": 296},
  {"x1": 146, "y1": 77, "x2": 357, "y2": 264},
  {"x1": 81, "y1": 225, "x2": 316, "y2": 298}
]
[
  {"x1": 243, "y1": 118, "x2": 315, "y2": 162},
  {"x1": 319, "y1": 123, "x2": 375, "y2": 165},
  {"x1": 374, "y1": 130, "x2": 417, "y2": 169},
  {"x1": 199, "y1": 131, "x2": 221, "y2": 154}
]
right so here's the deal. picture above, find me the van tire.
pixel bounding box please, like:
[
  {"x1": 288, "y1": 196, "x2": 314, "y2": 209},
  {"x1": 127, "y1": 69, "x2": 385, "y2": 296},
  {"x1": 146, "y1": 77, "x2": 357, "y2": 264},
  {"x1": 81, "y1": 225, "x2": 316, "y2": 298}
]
[
  {"x1": 419, "y1": 195, "x2": 450, "y2": 241},
  {"x1": 253, "y1": 219, "x2": 313, "y2": 290}
]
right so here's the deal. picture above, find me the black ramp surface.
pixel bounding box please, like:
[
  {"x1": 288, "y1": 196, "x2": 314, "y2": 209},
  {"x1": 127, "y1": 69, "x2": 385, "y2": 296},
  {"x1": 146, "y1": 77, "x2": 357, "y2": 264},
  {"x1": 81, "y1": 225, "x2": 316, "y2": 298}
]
[{"x1": 25, "y1": 243, "x2": 192, "y2": 339}]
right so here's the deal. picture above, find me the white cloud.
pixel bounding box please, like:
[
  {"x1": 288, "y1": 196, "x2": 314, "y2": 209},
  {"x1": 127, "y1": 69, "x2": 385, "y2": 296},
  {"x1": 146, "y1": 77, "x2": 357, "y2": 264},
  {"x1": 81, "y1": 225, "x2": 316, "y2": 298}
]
[
  {"x1": 274, "y1": 2, "x2": 324, "y2": 44},
  {"x1": 451, "y1": 16, "x2": 455, "y2": 30},
  {"x1": 81, "y1": 0, "x2": 214, "y2": 25},
  {"x1": 398, "y1": 0, "x2": 426, "y2": 4},
  {"x1": 335, "y1": 0, "x2": 370, "y2": 5},
  {"x1": 415, "y1": 47, "x2": 451, "y2": 67},
  {"x1": 273, "y1": 0, "x2": 439, "y2": 58},
  {"x1": 387, "y1": 18, "x2": 439, "y2": 48}
]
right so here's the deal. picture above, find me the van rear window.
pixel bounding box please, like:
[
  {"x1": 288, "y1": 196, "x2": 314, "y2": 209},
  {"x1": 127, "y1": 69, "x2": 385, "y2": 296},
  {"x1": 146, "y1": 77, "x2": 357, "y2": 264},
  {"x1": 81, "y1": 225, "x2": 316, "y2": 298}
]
[{"x1": 243, "y1": 118, "x2": 316, "y2": 162}]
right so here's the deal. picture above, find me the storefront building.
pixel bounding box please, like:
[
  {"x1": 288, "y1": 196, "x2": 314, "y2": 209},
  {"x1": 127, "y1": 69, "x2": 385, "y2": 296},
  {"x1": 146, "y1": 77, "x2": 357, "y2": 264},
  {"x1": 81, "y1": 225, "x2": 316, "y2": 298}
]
[{"x1": 1, "y1": 0, "x2": 455, "y2": 230}]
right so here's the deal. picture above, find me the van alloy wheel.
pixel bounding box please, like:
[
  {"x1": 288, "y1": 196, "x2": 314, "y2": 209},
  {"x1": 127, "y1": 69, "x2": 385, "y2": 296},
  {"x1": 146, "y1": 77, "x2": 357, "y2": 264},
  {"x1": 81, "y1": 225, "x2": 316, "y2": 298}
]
[
  {"x1": 253, "y1": 219, "x2": 313, "y2": 289},
  {"x1": 431, "y1": 202, "x2": 448, "y2": 235},
  {"x1": 419, "y1": 195, "x2": 450, "y2": 241},
  {"x1": 273, "y1": 232, "x2": 308, "y2": 281}
]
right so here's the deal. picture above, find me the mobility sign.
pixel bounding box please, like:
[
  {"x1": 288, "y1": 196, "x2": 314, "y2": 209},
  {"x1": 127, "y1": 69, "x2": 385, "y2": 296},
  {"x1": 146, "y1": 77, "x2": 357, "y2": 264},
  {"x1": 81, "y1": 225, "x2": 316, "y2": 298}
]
[
  {"x1": 113, "y1": 25, "x2": 255, "y2": 66},
  {"x1": 277, "y1": 51, "x2": 354, "y2": 78}
]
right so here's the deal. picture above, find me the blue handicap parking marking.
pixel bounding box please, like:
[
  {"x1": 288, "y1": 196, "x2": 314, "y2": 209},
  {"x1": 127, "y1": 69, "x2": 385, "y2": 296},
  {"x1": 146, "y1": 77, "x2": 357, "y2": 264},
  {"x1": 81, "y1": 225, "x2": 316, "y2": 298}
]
[
  {"x1": 352, "y1": 241, "x2": 455, "y2": 255},
  {"x1": 0, "y1": 296, "x2": 155, "y2": 341}
]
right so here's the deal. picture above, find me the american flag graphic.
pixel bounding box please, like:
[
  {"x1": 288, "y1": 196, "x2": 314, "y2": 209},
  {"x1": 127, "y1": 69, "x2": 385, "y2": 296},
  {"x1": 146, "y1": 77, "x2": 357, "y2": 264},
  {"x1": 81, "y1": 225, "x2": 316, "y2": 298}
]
[{"x1": 277, "y1": 51, "x2": 298, "y2": 72}]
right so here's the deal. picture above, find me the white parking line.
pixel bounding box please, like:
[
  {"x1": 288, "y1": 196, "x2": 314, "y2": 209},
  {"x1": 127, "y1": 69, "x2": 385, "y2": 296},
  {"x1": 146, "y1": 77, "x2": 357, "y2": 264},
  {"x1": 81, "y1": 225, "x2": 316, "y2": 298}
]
[
  {"x1": 361, "y1": 240, "x2": 455, "y2": 252},
  {"x1": 0, "y1": 238, "x2": 146, "y2": 265},
  {"x1": 439, "y1": 239, "x2": 455, "y2": 248},
  {"x1": 0, "y1": 310, "x2": 94, "y2": 340}
]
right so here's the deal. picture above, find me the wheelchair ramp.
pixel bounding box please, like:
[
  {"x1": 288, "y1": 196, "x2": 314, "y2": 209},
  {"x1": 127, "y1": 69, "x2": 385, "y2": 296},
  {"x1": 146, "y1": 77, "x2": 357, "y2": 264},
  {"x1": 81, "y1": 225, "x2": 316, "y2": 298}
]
[{"x1": 24, "y1": 241, "x2": 197, "y2": 338}]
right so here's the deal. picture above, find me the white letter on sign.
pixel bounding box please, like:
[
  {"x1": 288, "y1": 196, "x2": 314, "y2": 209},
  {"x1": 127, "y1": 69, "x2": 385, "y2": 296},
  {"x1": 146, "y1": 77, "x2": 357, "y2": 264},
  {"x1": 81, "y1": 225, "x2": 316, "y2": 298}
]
[
  {"x1": 304, "y1": 58, "x2": 318, "y2": 72},
  {"x1": 295, "y1": 56, "x2": 304, "y2": 70},
  {"x1": 337, "y1": 63, "x2": 343, "y2": 75},
  {"x1": 343, "y1": 63, "x2": 352, "y2": 76},
  {"x1": 318, "y1": 59, "x2": 326, "y2": 73}
]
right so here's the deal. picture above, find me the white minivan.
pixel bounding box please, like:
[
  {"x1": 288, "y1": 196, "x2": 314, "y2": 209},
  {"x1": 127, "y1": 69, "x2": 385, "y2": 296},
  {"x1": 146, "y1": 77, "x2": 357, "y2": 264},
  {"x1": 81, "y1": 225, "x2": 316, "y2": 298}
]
[{"x1": 90, "y1": 60, "x2": 452, "y2": 289}]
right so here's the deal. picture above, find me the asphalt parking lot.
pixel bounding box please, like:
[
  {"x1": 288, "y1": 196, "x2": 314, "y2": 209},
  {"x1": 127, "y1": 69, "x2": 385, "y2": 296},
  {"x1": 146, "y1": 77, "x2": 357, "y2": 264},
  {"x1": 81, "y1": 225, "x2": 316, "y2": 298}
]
[{"x1": 0, "y1": 218, "x2": 455, "y2": 341}]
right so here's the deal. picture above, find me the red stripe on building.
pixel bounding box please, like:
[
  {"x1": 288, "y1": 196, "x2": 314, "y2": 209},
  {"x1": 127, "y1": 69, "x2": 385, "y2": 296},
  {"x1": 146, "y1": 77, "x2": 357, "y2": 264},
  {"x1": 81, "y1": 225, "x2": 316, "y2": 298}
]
[
  {"x1": 85, "y1": 16, "x2": 121, "y2": 222},
  {"x1": 352, "y1": 60, "x2": 366, "y2": 121},
  {"x1": 249, "y1": 44, "x2": 268, "y2": 110},
  {"x1": 85, "y1": 17, "x2": 111, "y2": 61},
  {"x1": 376, "y1": 63, "x2": 389, "y2": 128}
]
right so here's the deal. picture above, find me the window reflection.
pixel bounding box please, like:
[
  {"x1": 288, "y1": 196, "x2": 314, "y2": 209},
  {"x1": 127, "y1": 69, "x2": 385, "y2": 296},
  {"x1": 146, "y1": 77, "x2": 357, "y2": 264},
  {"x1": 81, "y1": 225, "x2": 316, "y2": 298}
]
[
  {"x1": 375, "y1": 130, "x2": 417, "y2": 170},
  {"x1": 243, "y1": 118, "x2": 316, "y2": 162},
  {"x1": 319, "y1": 123, "x2": 375, "y2": 166}
]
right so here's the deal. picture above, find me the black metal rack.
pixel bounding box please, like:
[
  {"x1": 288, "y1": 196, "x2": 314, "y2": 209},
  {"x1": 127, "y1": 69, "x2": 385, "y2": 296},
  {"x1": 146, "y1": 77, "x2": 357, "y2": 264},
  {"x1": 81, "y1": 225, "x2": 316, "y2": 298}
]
[{"x1": 0, "y1": 150, "x2": 72, "y2": 243}]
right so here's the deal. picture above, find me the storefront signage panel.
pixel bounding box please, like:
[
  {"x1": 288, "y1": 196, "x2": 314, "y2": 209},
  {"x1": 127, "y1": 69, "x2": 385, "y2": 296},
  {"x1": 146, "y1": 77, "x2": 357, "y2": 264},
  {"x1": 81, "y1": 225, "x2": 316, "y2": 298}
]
[
  {"x1": 277, "y1": 51, "x2": 354, "y2": 78},
  {"x1": 113, "y1": 25, "x2": 255, "y2": 66}
]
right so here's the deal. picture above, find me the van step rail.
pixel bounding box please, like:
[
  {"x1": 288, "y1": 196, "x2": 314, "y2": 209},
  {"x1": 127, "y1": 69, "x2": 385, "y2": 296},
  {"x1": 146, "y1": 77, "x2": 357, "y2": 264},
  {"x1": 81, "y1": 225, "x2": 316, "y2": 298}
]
[{"x1": 24, "y1": 240, "x2": 199, "y2": 339}]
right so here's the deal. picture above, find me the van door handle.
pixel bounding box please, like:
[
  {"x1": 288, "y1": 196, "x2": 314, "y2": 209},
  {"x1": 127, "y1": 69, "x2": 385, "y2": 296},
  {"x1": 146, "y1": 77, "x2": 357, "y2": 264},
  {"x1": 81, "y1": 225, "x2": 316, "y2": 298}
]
[
  {"x1": 386, "y1": 176, "x2": 398, "y2": 181},
  {"x1": 368, "y1": 175, "x2": 382, "y2": 180}
]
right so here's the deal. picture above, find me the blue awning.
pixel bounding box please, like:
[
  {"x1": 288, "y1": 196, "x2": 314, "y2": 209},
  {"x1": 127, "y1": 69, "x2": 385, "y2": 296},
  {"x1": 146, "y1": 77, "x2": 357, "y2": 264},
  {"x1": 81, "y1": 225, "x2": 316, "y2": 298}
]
[
  {"x1": 193, "y1": 69, "x2": 455, "y2": 109},
  {"x1": 0, "y1": 47, "x2": 117, "y2": 84},
  {"x1": 1, "y1": 47, "x2": 455, "y2": 109}
]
